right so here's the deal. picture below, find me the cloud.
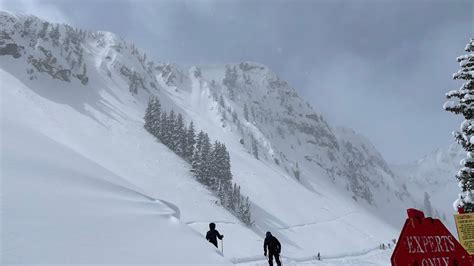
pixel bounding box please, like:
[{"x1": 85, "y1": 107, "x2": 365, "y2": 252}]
[{"x1": 0, "y1": 0, "x2": 69, "y2": 24}]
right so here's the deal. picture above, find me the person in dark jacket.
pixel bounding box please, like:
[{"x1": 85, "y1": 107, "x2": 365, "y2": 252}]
[
  {"x1": 206, "y1": 222, "x2": 223, "y2": 248},
  {"x1": 264, "y1": 231, "x2": 281, "y2": 266}
]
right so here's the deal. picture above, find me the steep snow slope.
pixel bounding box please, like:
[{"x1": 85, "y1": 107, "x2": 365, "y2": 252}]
[
  {"x1": 392, "y1": 144, "x2": 464, "y2": 232},
  {"x1": 1, "y1": 71, "x2": 228, "y2": 264},
  {"x1": 1, "y1": 11, "x2": 409, "y2": 264},
  {"x1": 191, "y1": 63, "x2": 413, "y2": 220}
]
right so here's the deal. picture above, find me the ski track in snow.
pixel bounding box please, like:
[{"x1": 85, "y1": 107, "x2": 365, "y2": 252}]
[{"x1": 276, "y1": 211, "x2": 359, "y2": 230}]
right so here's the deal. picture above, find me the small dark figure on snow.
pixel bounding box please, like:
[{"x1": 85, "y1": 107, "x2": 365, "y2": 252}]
[
  {"x1": 264, "y1": 231, "x2": 281, "y2": 266},
  {"x1": 317, "y1": 252, "x2": 321, "y2": 261},
  {"x1": 206, "y1": 222, "x2": 223, "y2": 248}
]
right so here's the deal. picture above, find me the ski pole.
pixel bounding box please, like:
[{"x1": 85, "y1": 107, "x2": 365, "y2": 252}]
[{"x1": 221, "y1": 238, "x2": 224, "y2": 254}]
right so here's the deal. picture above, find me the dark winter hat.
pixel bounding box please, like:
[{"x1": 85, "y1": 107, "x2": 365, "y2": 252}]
[
  {"x1": 209, "y1": 223, "x2": 216, "y2": 229},
  {"x1": 266, "y1": 231, "x2": 272, "y2": 237}
]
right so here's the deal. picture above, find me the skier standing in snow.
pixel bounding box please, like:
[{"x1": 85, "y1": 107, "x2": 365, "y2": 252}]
[
  {"x1": 206, "y1": 223, "x2": 224, "y2": 248},
  {"x1": 264, "y1": 231, "x2": 281, "y2": 266}
]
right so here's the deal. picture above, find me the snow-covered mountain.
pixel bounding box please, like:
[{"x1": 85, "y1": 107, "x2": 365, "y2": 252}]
[
  {"x1": 392, "y1": 144, "x2": 464, "y2": 232},
  {"x1": 1, "y1": 11, "x2": 415, "y2": 264}
]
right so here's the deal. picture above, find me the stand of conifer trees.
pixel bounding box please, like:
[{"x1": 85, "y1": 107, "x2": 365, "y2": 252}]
[{"x1": 144, "y1": 97, "x2": 252, "y2": 225}]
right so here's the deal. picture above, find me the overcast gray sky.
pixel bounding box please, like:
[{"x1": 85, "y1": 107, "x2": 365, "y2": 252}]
[{"x1": 2, "y1": 0, "x2": 473, "y2": 164}]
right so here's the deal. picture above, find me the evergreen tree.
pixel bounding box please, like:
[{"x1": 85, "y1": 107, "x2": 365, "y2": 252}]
[
  {"x1": 38, "y1": 21, "x2": 49, "y2": 40},
  {"x1": 238, "y1": 194, "x2": 245, "y2": 221},
  {"x1": 159, "y1": 111, "x2": 168, "y2": 144},
  {"x1": 184, "y1": 121, "x2": 196, "y2": 162},
  {"x1": 219, "y1": 95, "x2": 225, "y2": 108},
  {"x1": 210, "y1": 141, "x2": 226, "y2": 191},
  {"x1": 192, "y1": 131, "x2": 205, "y2": 177},
  {"x1": 143, "y1": 107, "x2": 252, "y2": 226},
  {"x1": 251, "y1": 135, "x2": 259, "y2": 160},
  {"x1": 293, "y1": 162, "x2": 301, "y2": 180},
  {"x1": 49, "y1": 25, "x2": 60, "y2": 46},
  {"x1": 444, "y1": 39, "x2": 474, "y2": 212},
  {"x1": 243, "y1": 197, "x2": 252, "y2": 226},
  {"x1": 167, "y1": 110, "x2": 176, "y2": 150},
  {"x1": 228, "y1": 183, "x2": 237, "y2": 211},
  {"x1": 236, "y1": 185, "x2": 242, "y2": 211},
  {"x1": 144, "y1": 97, "x2": 156, "y2": 133},
  {"x1": 175, "y1": 113, "x2": 185, "y2": 156},
  {"x1": 199, "y1": 133, "x2": 212, "y2": 185},
  {"x1": 222, "y1": 144, "x2": 233, "y2": 183},
  {"x1": 223, "y1": 65, "x2": 237, "y2": 100},
  {"x1": 150, "y1": 98, "x2": 162, "y2": 137},
  {"x1": 217, "y1": 180, "x2": 226, "y2": 205},
  {"x1": 194, "y1": 67, "x2": 202, "y2": 78}
]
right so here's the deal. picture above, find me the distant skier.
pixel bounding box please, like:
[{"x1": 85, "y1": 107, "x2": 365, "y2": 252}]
[
  {"x1": 206, "y1": 222, "x2": 224, "y2": 248},
  {"x1": 264, "y1": 231, "x2": 281, "y2": 266}
]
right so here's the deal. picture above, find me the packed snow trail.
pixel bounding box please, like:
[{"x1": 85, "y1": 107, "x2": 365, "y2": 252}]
[{"x1": 234, "y1": 248, "x2": 391, "y2": 265}]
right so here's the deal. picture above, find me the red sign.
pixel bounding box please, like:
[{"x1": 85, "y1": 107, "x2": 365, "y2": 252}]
[{"x1": 391, "y1": 208, "x2": 474, "y2": 266}]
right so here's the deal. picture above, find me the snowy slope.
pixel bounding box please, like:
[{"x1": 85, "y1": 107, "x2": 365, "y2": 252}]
[
  {"x1": 1, "y1": 69, "x2": 230, "y2": 265},
  {"x1": 1, "y1": 11, "x2": 412, "y2": 265}
]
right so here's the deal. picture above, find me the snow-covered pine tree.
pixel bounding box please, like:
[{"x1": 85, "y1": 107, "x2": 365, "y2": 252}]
[
  {"x1": 49, "y1": 25, "x2": 60, "y2": 46},
  {"x1": 174, "y1": 113, "x2": 185, "y2": 156},
  {"x1": 159, "y1": 111, "x2": 168, "y2": 144},
  {"x1": 167, "y1": 110, "x2": 177, "y2": 150},
  {"x1": 423, "y1": 192, "x2": 433, "y2": 217},
  {"x1": 444, "y1": 39, "x2": 474, "y2": 212},
  {"x1": 151, "y1": 98, "x2": 162, "y2": 137},
  {"x1": 251, "y1": 135, "x2": 259, "y2": 160},
  {"x1": 37, "y1": 21, "x2": 49, "y2": 40},
  {"x1": 238, "y1": 194, "x2": 245, "y2": 220},
  {"x1": 191, "y1": 130, "x2": 205, "y2": 177},
  {"x1": 184, "y1": 121, "x2": 196, "y2": 162},
  {"x1": 193, "y1": 131, "x2": 212, "y2": 185},
  {"x1": 243, "y1": 197, "x2": 252, "y2": 226},
  {"x1": 293, "y1": 162, "x2": 301, "y2": 180},
  {"x1": 217, "y1": 180, "x2": 226, "y2": 205},
  {"x1": 221, "y1": 144, "x2": 233, "y2": 183},
  {"x1": 143, "y1": 107, "x2": 252, "y2": 226},
  {"x1": 199, "y1": 133, "x2": 212, "y2": 186},
  {"x1": 228, "y1": 183, "x2": 237, "y2": 211},
  {"x1": 208, "y1": 141, "x2": 220, "y2": 190},
  {"x1": 219, "y1": 95, "x2": 225, "y2": 108},
  {"x1": 144, "y1": 97, "x2": 155, "y2": 133},
  {"x1": 194, "y1": 67, "x2": 202, "y2": 78},
  {"x1": 223, "y1": 65, "x2": 237, "y2": 100},
  {"x1": 236, "y1": 185, "x2": 242, "y2": 212}
]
